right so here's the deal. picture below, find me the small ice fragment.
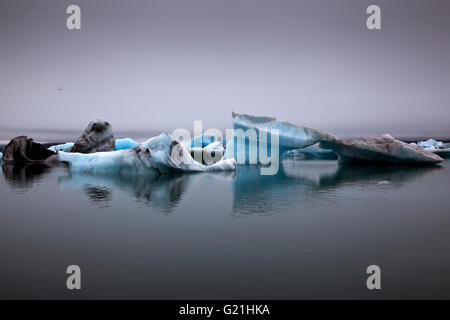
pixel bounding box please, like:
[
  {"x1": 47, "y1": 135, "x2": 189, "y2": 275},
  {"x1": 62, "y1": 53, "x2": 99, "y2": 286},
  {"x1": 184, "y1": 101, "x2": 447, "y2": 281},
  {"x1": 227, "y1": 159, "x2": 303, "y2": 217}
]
[
  {"x1": 378, "y1": 180, "x2": 390, "y2": 185},
  {"x1": 48, "y1": 142, "x2": 74, "y2": 152},
  {"x1": 115, "y1": 138, "x2": 139, "y2": 150},
  {"x1": 190, "y1": 134, "x2": 217, "y2": 148},
  {"x1": 415, "y1": 139, "x2": 444, "y2": 150}
]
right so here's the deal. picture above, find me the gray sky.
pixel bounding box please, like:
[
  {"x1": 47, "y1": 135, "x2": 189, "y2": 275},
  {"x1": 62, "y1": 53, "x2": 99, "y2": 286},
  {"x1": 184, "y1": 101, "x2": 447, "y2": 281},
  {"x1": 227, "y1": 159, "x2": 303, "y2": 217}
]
[{"x1": 1, "y1": 0, "x2": 449, "y2": 137}]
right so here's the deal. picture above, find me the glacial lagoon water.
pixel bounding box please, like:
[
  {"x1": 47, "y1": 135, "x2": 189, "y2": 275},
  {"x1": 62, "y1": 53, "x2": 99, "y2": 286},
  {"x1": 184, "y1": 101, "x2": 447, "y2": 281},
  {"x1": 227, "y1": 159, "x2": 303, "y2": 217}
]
[{"x1": 1, "y1": 160, "x2": 450, "y2": 299}]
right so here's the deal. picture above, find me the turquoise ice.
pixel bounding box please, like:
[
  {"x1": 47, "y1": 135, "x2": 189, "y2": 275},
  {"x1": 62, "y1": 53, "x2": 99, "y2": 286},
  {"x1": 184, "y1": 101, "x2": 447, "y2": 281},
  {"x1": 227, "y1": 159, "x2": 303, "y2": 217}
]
[{"x1": 58, "y1": 133, "x2": 236, "y2": 175}]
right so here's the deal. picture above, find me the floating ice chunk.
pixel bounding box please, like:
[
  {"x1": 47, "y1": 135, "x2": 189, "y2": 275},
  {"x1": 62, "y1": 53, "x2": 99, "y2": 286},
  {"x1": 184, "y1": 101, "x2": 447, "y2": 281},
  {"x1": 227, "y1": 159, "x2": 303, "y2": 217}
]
[
  {"x1": 321, "y1": 134, "x2": 443, "y2": 164},
  {"x1": 190, "y1": 134, "x2": 217, "y2": 148},
  {"x1": 48, "y1": 142, "x2": 74, "y2": 152},
  {"x1": 224, "y1": 112, "x2": 338, "y2": 162},
  {"x1": 410, "y1": 139, "x2": 450, "y2": 158},
  {"x1": 140, "y1": 133, "x2": 235, "y2": 172},
  {"x1": 58, "y1": 133, "x2": 236, "y2": 175},
  {"x1": 115, "y1": 138, "x2": 139, "y2": 150},
  {"x1": 226, "y1": 113, "x2": 443, "y2": 165},
  {"x1": 232, "y1": 112, "x2": 337, "y2": 149},
  {"x1": 2, "y1": 136, "x2": 56, "y2": 163},
  {"x1": 413, "y1": 139, "x2": 444, "y2": 150},
  {"x1": 67, "y1": 119, "x2": 115, "y2": 153},
  {"x1": 378, "y1": 180, "x2": 390, "y2": 185}
]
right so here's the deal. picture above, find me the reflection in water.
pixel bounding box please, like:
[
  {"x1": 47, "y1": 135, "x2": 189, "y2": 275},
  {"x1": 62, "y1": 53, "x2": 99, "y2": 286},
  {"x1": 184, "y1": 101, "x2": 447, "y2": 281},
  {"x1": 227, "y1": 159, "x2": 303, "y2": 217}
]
[
  {"x1": 58, "y1": 173, "x2": 193, "y2": 211},
  {"x1": 2, "y1": 163, "x2": 52, "y2": 191},
  {"x1": 3, "y1": 161, "x2": 441, "y2": 215},
  {"x1": 58, "y1": 171, "x2": 235, "y2": 212},
  {"x1": 82, "y1": 185, "x2": 113, "y2": 208},
  {"x1": 1, "y1": 162, "x2": 235, "y2": 212},
  {"x1": 232, "y1": 161, "x2": 442, "y2": 216},
  {"x1": 283, "y1": 161, "x2": 442, "y2": 187}
]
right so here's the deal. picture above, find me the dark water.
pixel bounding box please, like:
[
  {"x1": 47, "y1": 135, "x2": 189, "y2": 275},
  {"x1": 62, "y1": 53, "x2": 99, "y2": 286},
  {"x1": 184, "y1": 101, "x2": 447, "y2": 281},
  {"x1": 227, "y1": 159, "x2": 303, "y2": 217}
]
[{"x1": 1, "y1": 160, "x2": 450, "y2": 299}]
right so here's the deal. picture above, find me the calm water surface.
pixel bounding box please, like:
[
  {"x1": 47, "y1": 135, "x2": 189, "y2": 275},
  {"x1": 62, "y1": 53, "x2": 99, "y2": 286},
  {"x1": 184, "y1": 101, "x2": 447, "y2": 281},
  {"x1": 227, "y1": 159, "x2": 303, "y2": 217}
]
[{"x1": 1, "y1": 160, "x2": 450, "y2": 299}]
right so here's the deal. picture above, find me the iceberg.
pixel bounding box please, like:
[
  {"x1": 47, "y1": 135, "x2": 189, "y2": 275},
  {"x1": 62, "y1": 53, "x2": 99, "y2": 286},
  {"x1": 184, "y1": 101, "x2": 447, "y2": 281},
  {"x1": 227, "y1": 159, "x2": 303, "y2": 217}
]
[
  {"x1": 227, "y1": 112, "x2": 442, "y2": 165},
  {"x1": 58, "y1": 133, "x2": 236, "y2": 175},
  {"x1": 412, "y1": 139, "x2": 444, "y2": 150},
  {"x1": 2, "y1": 136, "x2": 56, "y2": 164},
  {"x1": 231, "y1": 111, "x2": 337, "y2": 148},
  {"x1": 411, "y1": 139, "x2": 450, "y2": 159},
  {"x1": 224, "y1": 112, "x2": 338, "y2": 163},
  {"x1": 67, "y1": 119, "x2": 116, "y2": 153},
  {"x1": 320, "y1": 134, "x2": 443, "y2": 164}
]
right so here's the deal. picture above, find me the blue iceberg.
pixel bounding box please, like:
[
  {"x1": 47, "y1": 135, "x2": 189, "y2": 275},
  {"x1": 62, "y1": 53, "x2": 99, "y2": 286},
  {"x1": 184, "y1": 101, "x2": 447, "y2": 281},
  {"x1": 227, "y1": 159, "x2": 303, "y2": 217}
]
[
  {"x1": 224, "y1": 112, "x2": 338, "y2": 163},
  {"x1": 412, "y1": 139, "x2": 444, "y2": 150},
  {"x1": 411, "y1": 139, "x2": 450, "y2": 159},
  {"x1": 58, "y1": 133, "x2": 236, "y2": 175},
  {"x1": 225, "y1": 112, "x2": 442, "y2": 165}
]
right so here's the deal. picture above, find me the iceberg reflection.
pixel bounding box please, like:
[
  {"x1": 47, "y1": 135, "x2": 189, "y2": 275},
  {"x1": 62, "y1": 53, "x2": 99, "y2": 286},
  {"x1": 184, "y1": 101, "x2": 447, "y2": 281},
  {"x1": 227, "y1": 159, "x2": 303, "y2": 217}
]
[
  {"x1": 58, "y1": 172, "x2": 194, "y2": 212},
  {"x1": 2, "y1": 163, "x2": 53, "y2": 191},
  {"x1": 232, "y1": 161, "x2": 442, "y2": 216}
]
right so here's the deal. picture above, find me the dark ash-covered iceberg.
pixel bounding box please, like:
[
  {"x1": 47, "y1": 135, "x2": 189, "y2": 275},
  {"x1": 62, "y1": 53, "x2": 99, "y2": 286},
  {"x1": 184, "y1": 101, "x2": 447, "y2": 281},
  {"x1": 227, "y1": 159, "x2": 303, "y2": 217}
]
[
  {"x1": 67, "y1": 119, "x2": 115, "y2": 153},
  {"x1": 320, "y1": 134, "x2": 443, "y2": 164},
  {"x1": 1, "y1": 136, "x2": 56, "y2": 164}
]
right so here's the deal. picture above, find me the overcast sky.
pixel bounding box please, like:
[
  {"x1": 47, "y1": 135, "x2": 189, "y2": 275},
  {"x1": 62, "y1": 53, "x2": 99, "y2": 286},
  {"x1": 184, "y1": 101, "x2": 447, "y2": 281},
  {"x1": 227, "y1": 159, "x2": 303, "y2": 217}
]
[{"x1": 1, "y1": 0, "x2": 449, "y2": 137}]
